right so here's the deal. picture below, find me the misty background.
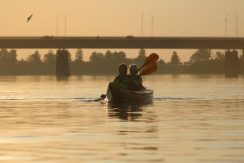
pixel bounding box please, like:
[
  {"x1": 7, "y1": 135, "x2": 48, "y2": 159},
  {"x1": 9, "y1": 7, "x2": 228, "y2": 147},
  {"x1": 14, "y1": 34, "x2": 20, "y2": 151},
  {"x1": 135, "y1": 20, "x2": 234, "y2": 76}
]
[{"x1": 0, "y1": 0, "x2": 243, "y2": 62}]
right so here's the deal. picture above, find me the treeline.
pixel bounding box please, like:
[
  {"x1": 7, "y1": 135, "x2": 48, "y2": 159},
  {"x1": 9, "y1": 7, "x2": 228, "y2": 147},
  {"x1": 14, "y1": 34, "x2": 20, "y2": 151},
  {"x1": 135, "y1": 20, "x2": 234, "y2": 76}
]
[{"x1": 0, "y1": 48, "x2": 244, "y2": 75}]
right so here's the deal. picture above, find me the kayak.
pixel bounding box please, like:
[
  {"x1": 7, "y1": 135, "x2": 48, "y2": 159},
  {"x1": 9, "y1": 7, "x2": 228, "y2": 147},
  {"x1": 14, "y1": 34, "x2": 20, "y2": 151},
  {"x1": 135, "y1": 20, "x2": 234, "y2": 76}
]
[{"x1": 106, "y1": 82, "x2": 153, "y2": 104}]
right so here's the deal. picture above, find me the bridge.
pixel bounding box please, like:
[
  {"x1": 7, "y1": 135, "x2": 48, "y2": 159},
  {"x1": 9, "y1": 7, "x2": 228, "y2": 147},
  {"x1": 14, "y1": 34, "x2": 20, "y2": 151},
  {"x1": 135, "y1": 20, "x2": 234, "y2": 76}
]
[
  {"x1": 0, "y1": 36, "x2": 242, "y2": 77},
  {"x1": 0, "y1": 36, "x2": 244, "y2": 49}
]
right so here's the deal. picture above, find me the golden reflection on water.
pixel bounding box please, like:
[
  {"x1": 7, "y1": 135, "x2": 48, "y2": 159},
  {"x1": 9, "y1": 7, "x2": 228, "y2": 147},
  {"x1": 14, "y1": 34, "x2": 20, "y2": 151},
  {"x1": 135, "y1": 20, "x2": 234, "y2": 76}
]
[
  {"x1": 0, "y1": 100, "x2": 243, "y2": 162},
  {"x1": 0, "y1": 75, "x2": 243, "y2": 162}
]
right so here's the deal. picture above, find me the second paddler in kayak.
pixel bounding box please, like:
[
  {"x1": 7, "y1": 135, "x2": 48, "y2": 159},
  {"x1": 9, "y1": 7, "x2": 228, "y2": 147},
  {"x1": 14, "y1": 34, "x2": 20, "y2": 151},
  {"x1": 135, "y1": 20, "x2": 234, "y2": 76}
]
[{"x1": 113, "y1": 63, "x2": 145, "y2": 91}]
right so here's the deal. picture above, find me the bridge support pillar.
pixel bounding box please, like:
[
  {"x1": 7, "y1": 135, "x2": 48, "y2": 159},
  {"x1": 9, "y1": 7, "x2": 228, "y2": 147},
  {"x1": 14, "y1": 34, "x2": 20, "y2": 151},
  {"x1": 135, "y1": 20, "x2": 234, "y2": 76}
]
[
  {"x1": 225, "y1": 50, "x2": 239, "y2": 77},
  {"x1": 56, "y1": 49, "x2": 70, "y2": 76}
]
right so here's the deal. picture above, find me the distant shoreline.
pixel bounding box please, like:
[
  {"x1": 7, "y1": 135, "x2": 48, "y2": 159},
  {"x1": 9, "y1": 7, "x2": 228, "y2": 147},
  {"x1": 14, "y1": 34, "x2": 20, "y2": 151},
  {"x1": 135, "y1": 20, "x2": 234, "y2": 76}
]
[
  {"x1": 0, "y1": 72, "x2": 243, "y2": 76},
  {"x1": 0, "y1": 48, "x2": 243, "y2": 76}
]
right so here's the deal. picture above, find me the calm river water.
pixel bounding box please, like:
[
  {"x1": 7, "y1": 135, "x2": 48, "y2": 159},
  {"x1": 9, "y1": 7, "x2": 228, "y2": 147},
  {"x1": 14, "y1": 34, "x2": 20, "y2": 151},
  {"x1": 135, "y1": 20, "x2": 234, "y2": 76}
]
[{"x1": 0, "y1": 75, "x2": 243, "y2": 163}]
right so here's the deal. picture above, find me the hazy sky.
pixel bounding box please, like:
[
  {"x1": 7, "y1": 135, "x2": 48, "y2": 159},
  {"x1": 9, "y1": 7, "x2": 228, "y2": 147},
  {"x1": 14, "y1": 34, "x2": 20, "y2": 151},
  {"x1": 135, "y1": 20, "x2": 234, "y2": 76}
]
[{"x1": 1, "y1": 0, "x2": 243, "y2": 61}]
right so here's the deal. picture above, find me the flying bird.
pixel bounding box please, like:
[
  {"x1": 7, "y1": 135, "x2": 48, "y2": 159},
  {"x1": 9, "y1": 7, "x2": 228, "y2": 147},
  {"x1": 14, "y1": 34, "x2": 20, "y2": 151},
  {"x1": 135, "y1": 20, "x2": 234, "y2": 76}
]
[{"x1": 27, "y1": 14, "x2": 33, "y2": 22}]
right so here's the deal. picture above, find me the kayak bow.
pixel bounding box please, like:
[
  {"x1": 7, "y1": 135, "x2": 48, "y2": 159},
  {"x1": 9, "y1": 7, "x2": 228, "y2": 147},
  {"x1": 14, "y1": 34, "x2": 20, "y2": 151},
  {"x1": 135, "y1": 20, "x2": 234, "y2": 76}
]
[{"x1": 106, "y1": 82, "x2": 153, "y2": 104}]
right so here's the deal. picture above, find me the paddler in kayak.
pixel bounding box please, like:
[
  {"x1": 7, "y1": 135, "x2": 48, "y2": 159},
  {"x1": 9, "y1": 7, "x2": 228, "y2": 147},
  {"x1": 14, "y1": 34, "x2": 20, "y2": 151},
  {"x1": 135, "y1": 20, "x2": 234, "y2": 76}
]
[
  {"x1": 106, "y1": 53, "x2": 159, "y2": 103},
  {"x1": 113, "y1": 63, "x2": 129, "y2": 89},
  {"x1": 128, "y1": 64, "x2": 145, "y2": 91}
]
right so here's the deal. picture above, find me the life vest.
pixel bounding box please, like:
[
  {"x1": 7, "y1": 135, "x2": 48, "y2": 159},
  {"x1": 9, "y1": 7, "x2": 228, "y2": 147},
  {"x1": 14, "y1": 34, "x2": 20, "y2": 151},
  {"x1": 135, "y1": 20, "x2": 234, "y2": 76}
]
[{"x1": 114, "y1": 75, "x2": 128, "y2": 89}]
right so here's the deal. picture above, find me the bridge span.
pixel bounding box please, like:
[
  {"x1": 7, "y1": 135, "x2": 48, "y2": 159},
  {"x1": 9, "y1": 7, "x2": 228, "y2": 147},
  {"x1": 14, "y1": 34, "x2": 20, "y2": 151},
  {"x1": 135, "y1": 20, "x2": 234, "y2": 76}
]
[{"x1": 0, "y1": 36, "x2": 244, "y2": 49}]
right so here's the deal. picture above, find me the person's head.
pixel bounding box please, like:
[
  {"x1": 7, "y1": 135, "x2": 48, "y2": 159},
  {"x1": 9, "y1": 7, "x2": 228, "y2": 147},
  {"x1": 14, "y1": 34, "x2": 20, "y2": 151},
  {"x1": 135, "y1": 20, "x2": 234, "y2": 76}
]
[
  {"x1": 118, "y1": 63, "x2": 127, "y2": 76},
  {"x1": 129, "y1": 64, "x2": 139, "y2": 76}
]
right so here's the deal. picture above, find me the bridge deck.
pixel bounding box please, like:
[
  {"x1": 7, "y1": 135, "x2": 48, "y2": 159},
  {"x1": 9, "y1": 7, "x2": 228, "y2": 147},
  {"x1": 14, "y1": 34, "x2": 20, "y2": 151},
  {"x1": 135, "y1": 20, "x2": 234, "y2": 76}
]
[{"x1": 0, "y1": 36, "x2": 244, "y2": 49}]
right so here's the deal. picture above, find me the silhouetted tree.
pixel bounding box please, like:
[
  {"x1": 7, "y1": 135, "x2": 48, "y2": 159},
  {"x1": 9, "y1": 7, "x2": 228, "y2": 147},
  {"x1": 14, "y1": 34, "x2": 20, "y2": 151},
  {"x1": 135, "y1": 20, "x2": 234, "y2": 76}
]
[
  {"x1": 188, "y1": 49, "x2": 221, "y2": 73},
  {"x1": 0, "y1": 49, "x2": 18, "y2": 74},
  {"x1": 0, "y1": 48, "x2": 9, "y2": 63},
  {"x1": 66, "y1": 50, "x2": 72, "y2": 63},
  {"x1": 0, "y1": 49, "x2": 17, "y2": 64},
  {"x1": 208, "y1": 51, "x2": 225, "y2": 73},
  {"x1": 44, "y1": 50, "x2": 56, "y2": 65},
  {"x1": 113, "y1": 51, "x2": 127, "y2": 63},
  {"x1": 74, "y1": 49, "x2": 83, "y2": 63},
  {"x1": 158, "y1": 59, "x2": 166, "y2": 65},
  {"x1": 8, "y1": 49, "x2": 17, "y2": 64},
  {"x1": 214, "y1": 51, "x2": 225, "y2": 61},
  {"x1": 104, "y1": 50, "x2": 112, "y2": 60},
  {"x1": 170, "y1": 51, "x2": 180, "y2": 65},
  {"x1": 134, "y1": 49, "x2": 146, "y2": 64},
  {"x1": 27, "y1": 51, "x2": 42, "y2": 64},
  {"x1": 71, "y1": 49, "x2": 84, "y2": 75},
  {"x1": 190, "y1": 49, "x2": 211, "y2": 63},
  {"x1": 89, "y1": 52, "x2": 104, "y2": 63},
  {"x1": 157, "y1": 59, "x2": 167, "y2": 73},
  {"x1": 103, "y1": 51, "x2": 127, "y2": 63},
  {"x1": 138, "y1": 49, "x2": 146, "y2": 58},
  {"x1": 42, "y1": 50, "x2": 56, "y2": 74}
]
